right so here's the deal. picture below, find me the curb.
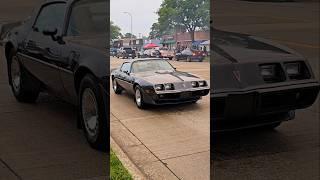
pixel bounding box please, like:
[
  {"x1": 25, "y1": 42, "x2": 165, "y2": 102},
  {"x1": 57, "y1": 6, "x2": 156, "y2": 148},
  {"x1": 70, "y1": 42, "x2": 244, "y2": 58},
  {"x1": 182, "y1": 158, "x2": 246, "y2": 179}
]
[{"x1": 110, "y1": 137, "x2": 147, "y2": 180}]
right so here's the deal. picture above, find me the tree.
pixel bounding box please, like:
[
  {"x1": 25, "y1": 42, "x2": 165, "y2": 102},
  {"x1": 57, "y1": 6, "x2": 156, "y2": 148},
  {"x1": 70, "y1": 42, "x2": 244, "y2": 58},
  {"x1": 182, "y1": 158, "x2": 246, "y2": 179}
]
[
  {"x1": 157, "y1": 0, "x2": 210, "y2": 42},
  {"x1": 111, "y1": 21, "x2": 122, "y2": 40},
  {"x1": 149, "y1": 23, "x2": 161, "y2": 39},
  {"x1": 124, "y1": 33, "x2": 136, "y2": 39}
]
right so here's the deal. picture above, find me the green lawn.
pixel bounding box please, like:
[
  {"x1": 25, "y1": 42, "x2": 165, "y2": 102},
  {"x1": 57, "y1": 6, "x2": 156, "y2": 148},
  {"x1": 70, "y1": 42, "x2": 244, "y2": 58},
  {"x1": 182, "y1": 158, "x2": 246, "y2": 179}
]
[{"x1": 110, "y1": 149, "x2": 133, "y2": 180}]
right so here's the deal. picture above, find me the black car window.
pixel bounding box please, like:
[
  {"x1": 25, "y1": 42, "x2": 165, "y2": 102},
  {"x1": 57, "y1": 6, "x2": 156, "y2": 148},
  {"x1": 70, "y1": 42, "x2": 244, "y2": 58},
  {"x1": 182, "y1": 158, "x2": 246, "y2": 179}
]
[
  {"x1": 67, "y1": 0, "x2": 107, "y2": 36},
  {"x1": 34, "y1": 3, "x2": 66, "y2": 34},
  {"x1": 120, "y1": 63, "x2": 131, "y2": 72}
]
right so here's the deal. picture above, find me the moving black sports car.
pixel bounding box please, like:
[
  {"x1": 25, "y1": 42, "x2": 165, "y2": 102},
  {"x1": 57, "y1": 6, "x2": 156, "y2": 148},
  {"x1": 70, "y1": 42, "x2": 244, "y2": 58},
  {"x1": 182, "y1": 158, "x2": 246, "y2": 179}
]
[
  {"x1": 2, "y1": 0, "x2": 108, "y2": 151},
  {"x1": 111, "y1": 58, "x2": 210, "y2": 108},
  {"x1": 211, "y1": 28, "x2": 320, "y2": 131}
]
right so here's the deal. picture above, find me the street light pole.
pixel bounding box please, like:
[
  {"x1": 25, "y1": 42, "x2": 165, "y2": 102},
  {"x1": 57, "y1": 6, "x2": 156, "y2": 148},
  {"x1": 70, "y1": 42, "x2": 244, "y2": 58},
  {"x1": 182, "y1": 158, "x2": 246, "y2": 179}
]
[{"x1": 123, "y1": 12, "x2": 133, "y2": 48}]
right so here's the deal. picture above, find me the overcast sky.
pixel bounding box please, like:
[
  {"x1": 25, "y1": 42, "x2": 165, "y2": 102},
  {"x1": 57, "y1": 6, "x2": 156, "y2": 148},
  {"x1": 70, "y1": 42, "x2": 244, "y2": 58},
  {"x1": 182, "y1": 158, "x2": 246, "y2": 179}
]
[{"x1": 110, "y1": 0, "x2": 163, "y2": 38}]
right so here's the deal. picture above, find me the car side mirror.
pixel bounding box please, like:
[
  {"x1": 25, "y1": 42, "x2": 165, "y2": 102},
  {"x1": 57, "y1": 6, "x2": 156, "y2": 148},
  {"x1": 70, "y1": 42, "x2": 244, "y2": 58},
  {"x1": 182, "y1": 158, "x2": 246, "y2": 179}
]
[
  {"x1": 123, "y1": 70, "x2": 130, "y2": 75},
  {"x1": 43, "y1": 27, "x2": 58, "y2": 36}
]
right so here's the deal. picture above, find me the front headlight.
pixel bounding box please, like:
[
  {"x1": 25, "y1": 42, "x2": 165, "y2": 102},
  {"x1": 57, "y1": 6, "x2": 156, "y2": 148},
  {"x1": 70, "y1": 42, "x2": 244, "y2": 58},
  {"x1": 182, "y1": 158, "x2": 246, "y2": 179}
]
[
  {"x1": 191, "y1": 81, "x2": 199, "y2": 87},
  {"x1": 284, "y1": 61, "x2": 311, "y2": 80},
  {"x1": 285, "y1": 62, "x2": 300, "y2": 76},
  {"x1": 164, "y1": 83, "x2": 174, "y2": 90},
  {"x1": 260, "y1": 64, "x2": 276, "y2": 78},
  {"x1": 154, "y1": 84, "x2": 164, "y2": 91},
  {"x1": 198, "y1": 81, "x2": 207, "y2": 87}
]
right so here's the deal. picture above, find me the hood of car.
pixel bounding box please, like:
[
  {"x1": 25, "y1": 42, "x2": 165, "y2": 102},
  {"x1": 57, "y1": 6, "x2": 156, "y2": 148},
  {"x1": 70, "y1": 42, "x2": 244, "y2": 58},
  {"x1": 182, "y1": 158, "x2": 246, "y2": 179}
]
[
  {"x1": 212, "y1": 29, "x2": 303, "y2": 64},
  {"x1": 133, "y1": 70, "x2": 202, "y2": 84}
]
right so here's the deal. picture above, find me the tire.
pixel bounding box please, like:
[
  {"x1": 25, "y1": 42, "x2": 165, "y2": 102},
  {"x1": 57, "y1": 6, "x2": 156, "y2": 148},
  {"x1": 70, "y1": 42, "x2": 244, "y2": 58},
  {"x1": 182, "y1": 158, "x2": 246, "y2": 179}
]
[
  {"x1": 187, "y1": 56, "x2": 191, "y2": 62},
  {"x1": 169, "y1": 57, "x2": 173, "y2": 60},
  {"x1": 8, "y1": 49, "x2": 40, "y2": 103},
  {"x1": 79, "y1": 74, "x2": 107, "y2": 151},
  {"x1": 112, "y1": 78, "x2": 122, "y2": 94},
  {"x1": 134, "y1": 85, "x2": 146, "y2": 109}
]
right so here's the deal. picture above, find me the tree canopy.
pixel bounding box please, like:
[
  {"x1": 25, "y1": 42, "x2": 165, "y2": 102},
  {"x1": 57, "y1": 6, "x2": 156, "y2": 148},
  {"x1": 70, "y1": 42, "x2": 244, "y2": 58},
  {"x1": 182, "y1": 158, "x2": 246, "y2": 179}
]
[
  {"x1": 155, "y1": 0, "x2": 210, "y2": 41},
  {"x1": 123, "y1": 32, "x2": 137, "y2": 39},
  {"x1": 111, "y1": 21, "x2": 122, "y2": 40}
]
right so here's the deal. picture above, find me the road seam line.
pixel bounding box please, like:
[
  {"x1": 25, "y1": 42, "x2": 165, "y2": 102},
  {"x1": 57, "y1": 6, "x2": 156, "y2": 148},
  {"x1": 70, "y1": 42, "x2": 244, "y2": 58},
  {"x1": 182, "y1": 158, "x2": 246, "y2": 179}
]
[
  {"x1": 0, "y1": 157, "x2": 22, "y2": 180},
  {"x1": 160, "y1": 150, "x2": 210, "y2": 161}
]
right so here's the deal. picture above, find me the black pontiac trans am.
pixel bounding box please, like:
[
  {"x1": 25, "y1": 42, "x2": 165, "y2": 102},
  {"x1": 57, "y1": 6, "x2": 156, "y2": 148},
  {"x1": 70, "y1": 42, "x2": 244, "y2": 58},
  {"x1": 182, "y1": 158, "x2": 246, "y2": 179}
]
[
  {"x1": 211, "y1": 28, "x2": 320, "y2": 131},
  {"x1": 2, "y1": 0, "x2": 108, "y2": 151},
  {"x1": 111, "y1": 59, "x2": 210, "y2": 108}
]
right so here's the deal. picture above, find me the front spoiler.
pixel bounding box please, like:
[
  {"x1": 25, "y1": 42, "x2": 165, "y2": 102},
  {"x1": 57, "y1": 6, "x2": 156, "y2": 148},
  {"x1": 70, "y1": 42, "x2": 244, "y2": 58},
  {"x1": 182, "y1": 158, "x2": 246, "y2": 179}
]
[
  {"x1": 211, "y1": 82, "x2": 320, "y2": 131},
  {"x1": 143, "y1": 89, "x2": 210, "y2": 105}
]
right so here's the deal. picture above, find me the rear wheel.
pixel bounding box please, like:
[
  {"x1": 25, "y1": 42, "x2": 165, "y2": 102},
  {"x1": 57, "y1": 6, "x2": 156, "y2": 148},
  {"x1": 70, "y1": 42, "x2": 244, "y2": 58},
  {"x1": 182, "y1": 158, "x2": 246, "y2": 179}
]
[
  {"x1": 79, "y1": 74, "x2": 107, "y2": 151},
  {"x1": 8, "y1": 50, "x2": 40, "y2": 103},
  {"x1": 187, "y1": 56, "x2": 191, "y2": 62},
  {"x1": 169, "y1": 57, "x2": 173, "y2": 60},
  {"x1": 112, "y1": 78, "x2": 122, "y2": 94}
]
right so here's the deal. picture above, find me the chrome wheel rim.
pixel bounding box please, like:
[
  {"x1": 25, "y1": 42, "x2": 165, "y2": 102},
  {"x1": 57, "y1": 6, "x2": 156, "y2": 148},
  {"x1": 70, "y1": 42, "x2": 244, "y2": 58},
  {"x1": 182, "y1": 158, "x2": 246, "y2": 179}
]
[
  {"x1": 135, "y1": 88, "x2": 142, "y2": 106},
  {"x1": 81, "y1": 88, "x2": 99, "y2": 139},
  {"x1": 11, "y1": 56, "x2": 21, "y2": 93},
  {"x1": 113, "y1": 79, "x2": 117, "y2": 91}
]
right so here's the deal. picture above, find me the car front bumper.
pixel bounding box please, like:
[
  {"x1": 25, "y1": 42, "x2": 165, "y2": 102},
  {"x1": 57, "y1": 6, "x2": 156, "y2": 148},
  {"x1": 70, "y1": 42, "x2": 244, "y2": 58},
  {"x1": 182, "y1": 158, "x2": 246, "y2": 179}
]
[
  {"x1": 143, "y1": 88, "x2": 210, "y2": 105},
  {"x1": 211, "y1": 82, "x2": 320, "y2": 131}
]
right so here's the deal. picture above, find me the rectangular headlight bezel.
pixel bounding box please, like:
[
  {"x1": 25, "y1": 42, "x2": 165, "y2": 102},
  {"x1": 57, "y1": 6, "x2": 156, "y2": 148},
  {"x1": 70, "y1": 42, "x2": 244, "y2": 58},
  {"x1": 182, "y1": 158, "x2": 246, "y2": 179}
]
[
  {"x1": 259, "y1": 63, "x2": 285, "y2": 83},
  {"x1": 284, "y1": 61, "x2": 310, "y2": 80}
]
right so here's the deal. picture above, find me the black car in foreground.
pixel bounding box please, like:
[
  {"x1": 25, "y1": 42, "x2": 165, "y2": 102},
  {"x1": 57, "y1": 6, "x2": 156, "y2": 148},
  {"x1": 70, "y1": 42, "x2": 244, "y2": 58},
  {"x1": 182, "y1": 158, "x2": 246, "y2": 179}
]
[
  {"x1": 2, "y1": 0, "x2": 108, "y2": 151},
  {"x1": 211, "y1": 29, "x2": 320, "y2": 131},
  {"x1": 111, "y1": 59, "x2": 210, "y2": 108}
]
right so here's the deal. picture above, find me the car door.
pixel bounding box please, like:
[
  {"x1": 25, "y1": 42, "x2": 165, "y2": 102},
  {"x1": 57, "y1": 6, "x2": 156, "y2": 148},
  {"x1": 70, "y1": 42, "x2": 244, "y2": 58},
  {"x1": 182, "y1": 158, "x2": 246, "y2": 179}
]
[
  {"x1": 117, "y1": 63, "x2": 133, "y2": 91},
  {"x1": 21, "y1": 2, "x2": 67, "y2": 96}
]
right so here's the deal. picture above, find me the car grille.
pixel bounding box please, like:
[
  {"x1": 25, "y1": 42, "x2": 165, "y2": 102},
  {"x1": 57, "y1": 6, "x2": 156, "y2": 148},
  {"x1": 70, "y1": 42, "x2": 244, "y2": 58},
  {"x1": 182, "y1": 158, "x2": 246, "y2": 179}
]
[{"x1": 211, "y1": 86, "x2": 319, "y2": 120}]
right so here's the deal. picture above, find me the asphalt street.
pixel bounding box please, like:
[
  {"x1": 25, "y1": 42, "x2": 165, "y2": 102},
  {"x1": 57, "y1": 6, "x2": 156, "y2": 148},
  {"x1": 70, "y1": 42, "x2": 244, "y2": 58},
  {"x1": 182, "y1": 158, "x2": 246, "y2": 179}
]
[
  {"x1": 0, "y1": 0, "x2": 107, "y2": 179},
  {"x1": 110, "y1": 57, "x2": 210, "y2": 180},
  {"x1": 212, "y1": 0, "x2": 320, "y2": 179}
]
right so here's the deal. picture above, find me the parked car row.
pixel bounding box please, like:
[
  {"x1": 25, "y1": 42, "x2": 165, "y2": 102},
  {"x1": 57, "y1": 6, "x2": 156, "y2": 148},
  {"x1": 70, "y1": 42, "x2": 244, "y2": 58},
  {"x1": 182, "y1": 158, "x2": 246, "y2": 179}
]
[{"x1": 110, "y1": 47, "x2": 208, "y2": 61}]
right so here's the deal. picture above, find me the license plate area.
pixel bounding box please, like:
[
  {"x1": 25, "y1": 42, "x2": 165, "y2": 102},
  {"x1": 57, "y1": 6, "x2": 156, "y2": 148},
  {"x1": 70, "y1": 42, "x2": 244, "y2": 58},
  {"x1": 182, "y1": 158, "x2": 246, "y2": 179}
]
[
  {"x1": 225, "y1": 93, "x2": 255, "y2": 119},
  {"x1": 180, "y1": 92, "x2": 192, "y2": 99}
]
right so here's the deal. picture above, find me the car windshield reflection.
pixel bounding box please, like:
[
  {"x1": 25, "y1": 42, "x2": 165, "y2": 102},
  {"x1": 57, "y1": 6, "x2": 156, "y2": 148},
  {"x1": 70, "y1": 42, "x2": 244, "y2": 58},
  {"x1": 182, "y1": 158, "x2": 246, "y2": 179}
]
[{"x1": 131, "y1": 60, "x2": 175, "y2": 73}]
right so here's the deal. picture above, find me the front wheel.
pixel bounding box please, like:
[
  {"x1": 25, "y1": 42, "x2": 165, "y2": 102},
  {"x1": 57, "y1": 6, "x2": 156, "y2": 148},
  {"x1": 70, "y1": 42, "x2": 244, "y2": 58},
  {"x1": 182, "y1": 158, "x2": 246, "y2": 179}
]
[
  {"x1": 79, "y1": 74, "x2": 107, "y2": 151},
  {"x1": 134, "y1": 86, "x2": 146, "y2": 109},
  {"x1": 8, "y1": 50, "x2": 40, "y2": 103}
]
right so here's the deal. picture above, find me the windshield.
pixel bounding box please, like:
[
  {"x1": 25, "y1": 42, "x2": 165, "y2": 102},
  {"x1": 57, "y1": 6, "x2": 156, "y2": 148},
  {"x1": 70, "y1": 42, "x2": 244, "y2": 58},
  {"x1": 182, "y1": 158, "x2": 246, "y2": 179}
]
[{"x1": 131, "y1": 60, "x2": 174, "y2": 73}]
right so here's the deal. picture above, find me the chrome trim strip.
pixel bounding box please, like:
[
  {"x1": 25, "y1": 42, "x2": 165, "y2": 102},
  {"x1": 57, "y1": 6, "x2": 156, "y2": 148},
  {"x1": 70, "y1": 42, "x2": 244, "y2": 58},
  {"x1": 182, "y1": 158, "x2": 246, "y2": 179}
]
[
  {"x1": 155, "y1": 87, "x2": 210, "y2": 94},
  {"x1": 17, "y1": 52, "x2": 73, "y2": 74}
]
